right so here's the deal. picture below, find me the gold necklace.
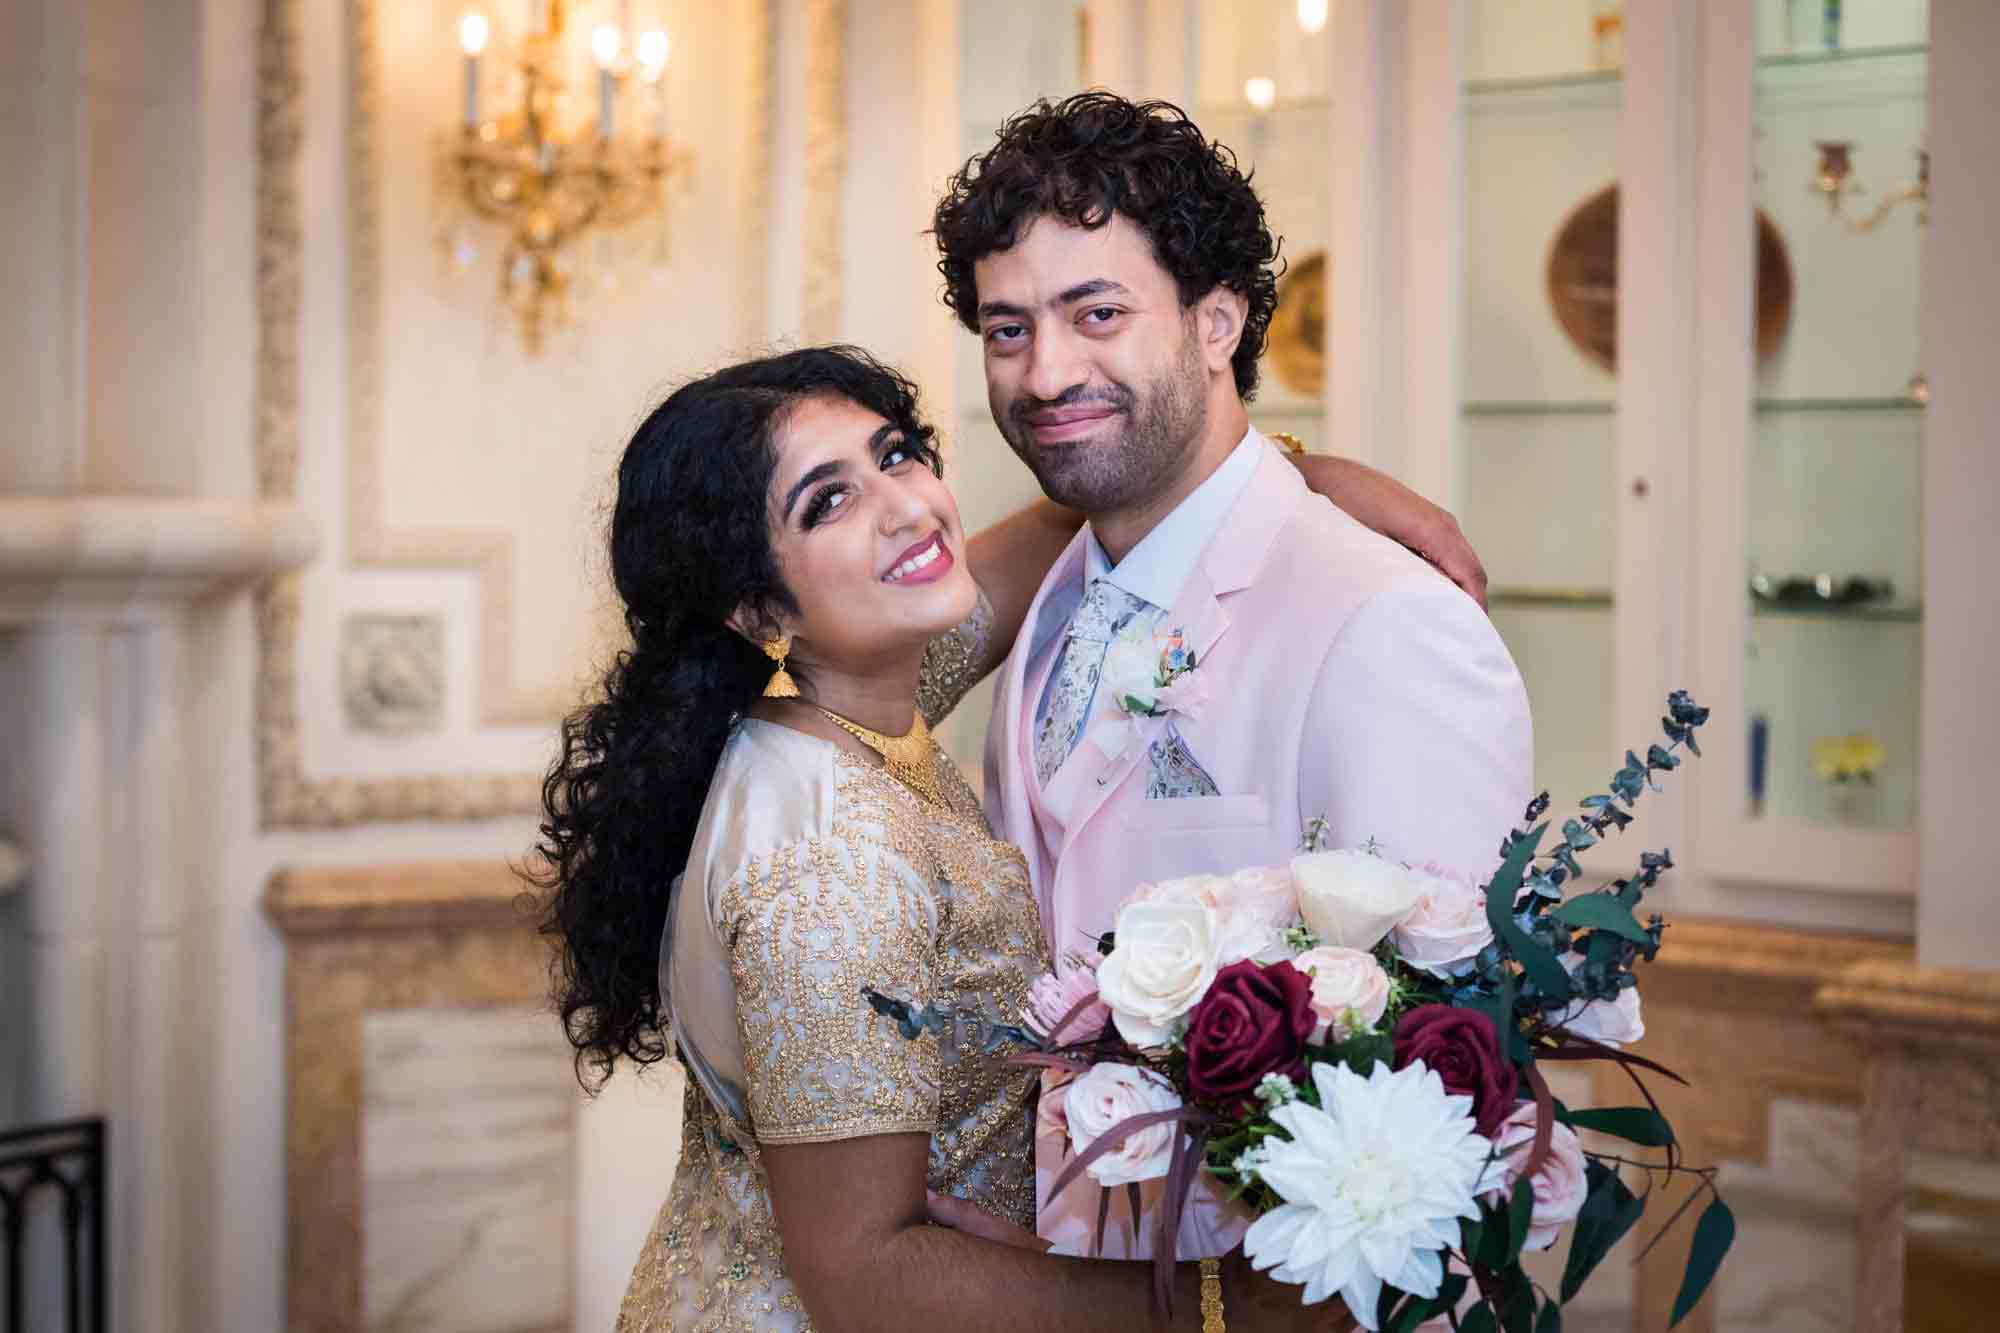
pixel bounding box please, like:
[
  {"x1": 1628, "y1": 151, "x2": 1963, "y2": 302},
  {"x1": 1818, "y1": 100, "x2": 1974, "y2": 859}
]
[{"x1": 814, "y1": 707, "x2": 945, "y2": 807}]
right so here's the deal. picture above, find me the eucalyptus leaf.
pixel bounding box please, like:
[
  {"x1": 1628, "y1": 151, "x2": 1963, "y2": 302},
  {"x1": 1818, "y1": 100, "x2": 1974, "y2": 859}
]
[
  {"x1": 1460, "y1": 1302, "x2": 1498, "y2": 1333},
  {"x1": 1551, "y1": 894, "x2": 1652, "y2": 944},
  {"x1": 1562, "y1": 1106, "x2": 1675, "y2": 1148},
  {"x1": 1536, "y1": 1296, "x2": 1563, "y2": 1333},
  {"x1": 1507, "y1": 1174, "x2": 1535, "y2": 1263},
  {"x1": 1560, "y1": 1162, "x2": 1644, "y2": 1302},
  {"x1": 1669, "y1": 1197, "x2": 1736, "y2": 1326}
]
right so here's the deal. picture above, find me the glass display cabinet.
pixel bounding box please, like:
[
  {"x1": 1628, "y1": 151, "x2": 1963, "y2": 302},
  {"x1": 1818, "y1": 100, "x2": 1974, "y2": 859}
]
[{"x1": 948, "y1": 1, "x2": 1930, "y2": 907}]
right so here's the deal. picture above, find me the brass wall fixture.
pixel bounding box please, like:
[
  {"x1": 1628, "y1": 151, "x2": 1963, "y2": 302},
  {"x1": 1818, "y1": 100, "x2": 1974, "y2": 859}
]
[
  {"x1": 448, "y1": 1, "x2": 680, "y2": 352},
  {"x1": 1810, "y1": 141, "x2": 1929, "y2": 233}
]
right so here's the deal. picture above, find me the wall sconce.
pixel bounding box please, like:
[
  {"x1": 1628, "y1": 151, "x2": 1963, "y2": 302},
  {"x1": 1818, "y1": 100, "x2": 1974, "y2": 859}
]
[
  {"x1": 446, "y1": 1, "x2": 682, "y2": 354},
  {"x1": 1810, "y1": 141, "x2": 1929, "y2": 233}
]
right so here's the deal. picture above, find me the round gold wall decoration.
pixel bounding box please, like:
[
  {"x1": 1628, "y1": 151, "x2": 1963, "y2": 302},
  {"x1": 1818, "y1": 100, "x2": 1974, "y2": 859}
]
[
  {"x1": 1548, "y1": 184, "x2": 1794, "y2": 371},
  {"x1": 1268, "y1": 250, "x2": 1329, "y2": 396}
]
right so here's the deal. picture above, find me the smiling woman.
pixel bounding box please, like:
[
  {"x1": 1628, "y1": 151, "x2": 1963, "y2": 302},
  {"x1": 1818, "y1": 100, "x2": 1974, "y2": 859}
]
[{"x1": 530, "y1": 344, "x2": 1344, "y2": 1332}]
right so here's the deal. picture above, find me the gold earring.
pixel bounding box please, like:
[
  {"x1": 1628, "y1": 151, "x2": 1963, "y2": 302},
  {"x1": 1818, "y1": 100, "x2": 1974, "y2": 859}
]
[{"x1": 761, "y1": 636, "x2": 799, "y2": 699}]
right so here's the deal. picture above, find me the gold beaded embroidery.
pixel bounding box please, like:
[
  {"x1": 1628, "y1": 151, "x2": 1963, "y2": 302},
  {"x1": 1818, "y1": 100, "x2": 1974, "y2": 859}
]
[
  {"x1": 915, "y1": 585, "x2": 997, "y2": 727},
  {"x1": 616, "y1": 747, "x2": 1047, "y2": 1330}
]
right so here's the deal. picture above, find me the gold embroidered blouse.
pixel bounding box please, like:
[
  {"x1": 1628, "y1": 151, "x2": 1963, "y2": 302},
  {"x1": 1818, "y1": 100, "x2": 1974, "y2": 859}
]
[{"x1": 616, "y1": 719, "x2": 1049, "y2": 1331}]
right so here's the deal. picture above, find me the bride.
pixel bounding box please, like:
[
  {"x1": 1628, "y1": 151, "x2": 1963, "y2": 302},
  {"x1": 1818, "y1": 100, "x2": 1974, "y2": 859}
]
[{"x1": 534, "y1": 346, "x2": 1458, "y2": 1331}]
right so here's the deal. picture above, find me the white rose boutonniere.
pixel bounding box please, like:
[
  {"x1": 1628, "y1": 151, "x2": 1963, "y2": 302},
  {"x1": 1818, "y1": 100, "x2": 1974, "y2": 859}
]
[{"x1": 1100, "y1": 624, "x2": 1203, "y2": 721}]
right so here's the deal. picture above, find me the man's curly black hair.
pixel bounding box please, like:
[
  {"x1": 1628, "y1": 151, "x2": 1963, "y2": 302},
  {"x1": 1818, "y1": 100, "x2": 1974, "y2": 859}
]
[{"x1": 932, "y1": 91, "x2": 1283, "y2": 401}]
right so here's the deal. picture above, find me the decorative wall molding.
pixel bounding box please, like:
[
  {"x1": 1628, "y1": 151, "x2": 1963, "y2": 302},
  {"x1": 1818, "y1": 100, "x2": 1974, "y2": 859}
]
[
  {"x1": 253, "y1": 0, "x2": 775, "y2": 827},
  {"x1": 342, "y1": 0, "x2": 557, "y2": 728},
  {"x1": 801, "y1": 0, "x2": 846, "y2": 341}
]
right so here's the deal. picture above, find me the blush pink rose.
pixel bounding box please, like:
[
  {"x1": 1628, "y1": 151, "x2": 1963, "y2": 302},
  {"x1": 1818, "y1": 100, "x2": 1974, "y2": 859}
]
[
  {"x1": 1292, "y1": 945, "x2": 1392, "y2": 1042},
  {"x1": 1391, "y1": 862, "x2": 1493, "y2": 979},
  {"x1": 1064, "y1": 1063, "x2": 1183, "y2": 1186},
  {"x1": 1126, "y1": 866, "x2": 1299, "y2": 966},
  {"x1": 1026, "y1": 969, "x2": 1112, "y2": 1043},
  {"x1": 1480, "y1": 1103, "x2": 1589, "y2": 1249}
]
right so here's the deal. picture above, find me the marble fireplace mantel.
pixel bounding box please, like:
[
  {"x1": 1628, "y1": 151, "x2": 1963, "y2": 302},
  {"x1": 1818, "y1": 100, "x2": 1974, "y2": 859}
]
[
  {"x1": 0, "y1": 494, "x2": 317, "y2": 624},
  {"x1": 3, "y1": 492, "x2": 317, "y2": 1330}
]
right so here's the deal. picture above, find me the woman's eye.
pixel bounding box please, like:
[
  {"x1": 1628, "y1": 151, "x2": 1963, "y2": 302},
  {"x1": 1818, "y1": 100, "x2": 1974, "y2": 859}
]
[
  {"x1": 881, "y1": 444, "x2": 914, "y2": 470},
  {"x1": 803, "y1": 487, "x2": 849, "y2": 528}
]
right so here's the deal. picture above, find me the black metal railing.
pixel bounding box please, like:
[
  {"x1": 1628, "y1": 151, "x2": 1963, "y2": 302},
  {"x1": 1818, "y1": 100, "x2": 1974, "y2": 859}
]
[{"x1": 0, "y1": 1118, "x2": 105, "y2": 1333}]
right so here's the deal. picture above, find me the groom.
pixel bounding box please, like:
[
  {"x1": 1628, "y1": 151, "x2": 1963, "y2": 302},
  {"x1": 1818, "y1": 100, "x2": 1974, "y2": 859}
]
[{"x1": 932, "y1": 93, "x2": 1534, "y2": 1256}]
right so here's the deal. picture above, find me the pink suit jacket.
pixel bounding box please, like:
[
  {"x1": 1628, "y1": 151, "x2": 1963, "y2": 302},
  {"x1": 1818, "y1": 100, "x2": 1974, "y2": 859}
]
[{"x1": 983, "y1": 437, "x2": 1534, "y2": 1259}]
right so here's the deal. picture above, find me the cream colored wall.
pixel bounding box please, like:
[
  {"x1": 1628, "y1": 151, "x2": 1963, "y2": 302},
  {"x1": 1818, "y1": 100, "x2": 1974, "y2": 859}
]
[{"x1": 2, "y1": 0, "x2": 766, "y2": 1326}]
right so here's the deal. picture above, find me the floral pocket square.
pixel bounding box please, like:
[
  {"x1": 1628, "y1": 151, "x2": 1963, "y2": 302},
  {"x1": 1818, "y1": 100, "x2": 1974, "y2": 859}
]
[{"x1": 1143, "y1": 726, "x2": 1221, "y2": 799}]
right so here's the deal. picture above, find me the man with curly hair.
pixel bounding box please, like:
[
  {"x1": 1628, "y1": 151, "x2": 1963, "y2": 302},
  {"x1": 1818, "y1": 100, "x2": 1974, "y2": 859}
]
[{"x1": 932, "y1": 91, "x2": 1535, "y2": 1260}]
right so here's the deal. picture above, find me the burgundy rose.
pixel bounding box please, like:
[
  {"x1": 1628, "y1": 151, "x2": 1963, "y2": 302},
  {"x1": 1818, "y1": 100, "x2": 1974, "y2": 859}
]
[
  {"x1": 1184, "y1": 960, "x2": 1317, "y2": 1106},
  {"x1": 1391, "y1": 1004, "x2": 1519, "y2": 1136}
]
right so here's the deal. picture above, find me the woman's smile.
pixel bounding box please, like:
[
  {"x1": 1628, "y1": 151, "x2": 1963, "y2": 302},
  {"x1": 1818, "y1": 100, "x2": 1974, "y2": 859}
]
[{"x1": 883, "y1": 531, "x2": 954, "y2": 585}]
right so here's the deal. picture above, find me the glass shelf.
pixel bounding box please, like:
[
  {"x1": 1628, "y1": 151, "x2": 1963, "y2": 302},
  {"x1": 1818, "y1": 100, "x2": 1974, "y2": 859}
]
[
  {"x1": 1490, "y1": 588, "x2": 1614, "y2": 610},
  {"x1": 1751, "y1": 601, "x2": 1923, "y2": 623},
  {"x1": 1466, "y1": 42, "x2": 1927, "y2": 98},
  {"x1": 1463, "y1": 397, "x2": 1925, "y2": 418}
]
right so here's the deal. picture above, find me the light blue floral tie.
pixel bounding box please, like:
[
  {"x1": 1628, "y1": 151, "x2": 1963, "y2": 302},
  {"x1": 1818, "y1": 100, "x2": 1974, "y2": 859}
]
[{"x1": 1034, "y1": 579, "x2": 1155, "y2": 787}]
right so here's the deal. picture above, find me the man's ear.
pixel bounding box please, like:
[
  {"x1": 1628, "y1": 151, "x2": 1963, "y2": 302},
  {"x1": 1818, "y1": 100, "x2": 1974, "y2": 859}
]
[{"x1": 1198, "y1": 286, "x2": 1249, "y2": 376}]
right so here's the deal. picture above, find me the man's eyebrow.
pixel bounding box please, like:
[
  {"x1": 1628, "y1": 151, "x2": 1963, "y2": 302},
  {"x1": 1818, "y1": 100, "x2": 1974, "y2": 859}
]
[
  {"x1": 1057, "y1": 278, "x2": 1129, "y2": 305},
  {"x1": 781, "y1": 460, "x2": 844, "y2": 519},
  {"x1": 976, "y1": 278, "x2": 1130, "y2": 323}
]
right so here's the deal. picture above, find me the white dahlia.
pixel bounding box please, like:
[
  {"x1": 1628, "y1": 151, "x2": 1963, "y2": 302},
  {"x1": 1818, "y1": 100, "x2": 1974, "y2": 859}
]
[{"x1": 1242, "y1": 1060, "x2": 1494, "y2": 1330}]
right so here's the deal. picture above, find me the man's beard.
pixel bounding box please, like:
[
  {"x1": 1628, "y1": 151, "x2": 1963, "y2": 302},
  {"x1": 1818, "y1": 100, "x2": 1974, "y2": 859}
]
[{"x1": 997, "y1": 331, "x2": 1208, "y2": 516}]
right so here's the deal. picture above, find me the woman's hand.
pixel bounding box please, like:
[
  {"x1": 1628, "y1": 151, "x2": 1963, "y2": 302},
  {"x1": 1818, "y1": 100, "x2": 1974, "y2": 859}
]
[
  {"x1": 925, "y1": 1189, "x2": 1053, "y2": 1253},
  {"x1": 1290, "y1": 454, "x2": 1489, "y2": 610}
]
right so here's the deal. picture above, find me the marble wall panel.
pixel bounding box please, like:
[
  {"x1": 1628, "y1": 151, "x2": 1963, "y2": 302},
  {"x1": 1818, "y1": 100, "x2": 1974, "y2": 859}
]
[{"x1": 361, "y1": 1005, "x2": 577, "y2": 1332}]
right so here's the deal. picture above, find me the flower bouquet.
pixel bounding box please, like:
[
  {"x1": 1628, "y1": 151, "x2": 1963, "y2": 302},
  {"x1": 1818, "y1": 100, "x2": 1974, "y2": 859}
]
[{"x1": 1016, "y1": 691, "x2": 1731, "y2": 1332}]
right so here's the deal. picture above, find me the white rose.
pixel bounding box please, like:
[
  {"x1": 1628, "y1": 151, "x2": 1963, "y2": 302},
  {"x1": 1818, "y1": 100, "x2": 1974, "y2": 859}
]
[
  {"x1": 1126, "y1": 866, "x2": 1298, "y2": 966},
  {"x1": 1095, "y1": 899, "x2": 1221, "y2": 1047},
  {"x1": 1557, "y1": 955, "x2": 1646, "y2": 1048},
  {"x1": 1064, "y1": 1063, "x2": 1183, "y2": 1186},
  {"x1": 1099, "y1": 622, "x2": 1161, "y2": 715},
  {"x1": 1293, "y1": 945, "x2": 1391, "y2": 1042},
  {"x1": 1391, "y1": 863, "x2": 1494, "y2": 979},
  {"x1": 1290, "y1": 849, "x2": 1424, "y2": 951}
]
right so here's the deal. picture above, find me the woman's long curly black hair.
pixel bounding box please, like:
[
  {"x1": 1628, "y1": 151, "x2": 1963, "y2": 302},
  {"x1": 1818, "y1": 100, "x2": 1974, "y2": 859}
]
[
  {"x1": 931, "y1": 90, "x2": 1284, "y2": 401},
  {"x1": 531, "y1": 346, "x2": 941, "y2": 1091}
]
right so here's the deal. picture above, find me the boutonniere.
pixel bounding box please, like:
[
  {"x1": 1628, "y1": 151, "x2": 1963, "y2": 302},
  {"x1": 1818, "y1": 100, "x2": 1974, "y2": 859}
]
[{"x1": 1101, "y1": 624, "x2": 1209, "y2": 722}]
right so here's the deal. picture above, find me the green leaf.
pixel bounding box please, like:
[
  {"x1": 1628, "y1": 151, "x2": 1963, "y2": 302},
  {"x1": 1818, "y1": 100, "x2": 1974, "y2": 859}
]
[
  {"x1": 1501, "y1": 1269, "x2": 1537, "y2": 1333},
  {"x1": 1536, "y1": 1295, "x2": 1563, "y2": 1333},
  {"x1": 1669, "y1": 1197, "x2": 1736, "y2": 1326},
  {"x1": 1563, "y1": 1106, "x2": 1675, "y2": 1148},
  {"x1": 1386, "y1": 1274, "x2": 1471, "y2": 1333},
  {"x1": 1460, "y1": 1303, "x2": 1499, "y2": 1333},
  {"x1": 1551, "y1": 894, "x2": 1652, "y2": 944},
  {"x1": 1560, "y1": 1162, "x2": 1645, "y2": 1302},
  {"x1": 1507, "y1": 1174, "x2": 1536, "y2": 1263},
  {"x1": 1460, "y1": 1213, "x2": 1485, "y2": 1263},
  {"x1": 1484, "y1": 827, "x2": 1573, "y2": 1001}
]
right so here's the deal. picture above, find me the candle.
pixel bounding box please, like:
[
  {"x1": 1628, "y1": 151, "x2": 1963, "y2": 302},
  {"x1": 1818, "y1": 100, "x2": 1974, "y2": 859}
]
[
  {"x1": 592, "y1": 23, "x2": 621, "y2": 139},
  {"x1": 637, "y1": 28, "x2": 669, "y2": 138},
  {"x1": 458, "y1": 12, "x2": 490, "y2": 128}
]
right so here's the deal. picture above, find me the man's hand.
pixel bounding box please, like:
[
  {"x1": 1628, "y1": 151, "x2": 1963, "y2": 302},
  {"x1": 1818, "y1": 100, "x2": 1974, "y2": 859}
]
[{"x1": 1291, "y1": 454, "x2": 1489, "y2": 611}]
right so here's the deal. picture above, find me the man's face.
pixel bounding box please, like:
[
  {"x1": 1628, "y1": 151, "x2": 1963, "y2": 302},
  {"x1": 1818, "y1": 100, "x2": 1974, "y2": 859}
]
[{"x1": 973, "y1": 213, "x2": 1208, "y2": 516}]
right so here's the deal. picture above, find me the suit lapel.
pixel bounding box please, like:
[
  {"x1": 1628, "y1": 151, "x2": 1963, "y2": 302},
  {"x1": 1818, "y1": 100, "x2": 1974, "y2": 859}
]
[
  {"x1": 993, "y1": 531, "x2": 1091, "y2": 864},
  {"x1": 1047, "y1": 438, "x2": 1306, "y2": 846}
]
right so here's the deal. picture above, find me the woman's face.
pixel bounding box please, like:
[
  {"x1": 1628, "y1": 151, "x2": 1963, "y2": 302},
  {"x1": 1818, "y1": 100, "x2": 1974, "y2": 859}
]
[{"x1": 761, "y1": 393, "x2": 975, "y2": 674}]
